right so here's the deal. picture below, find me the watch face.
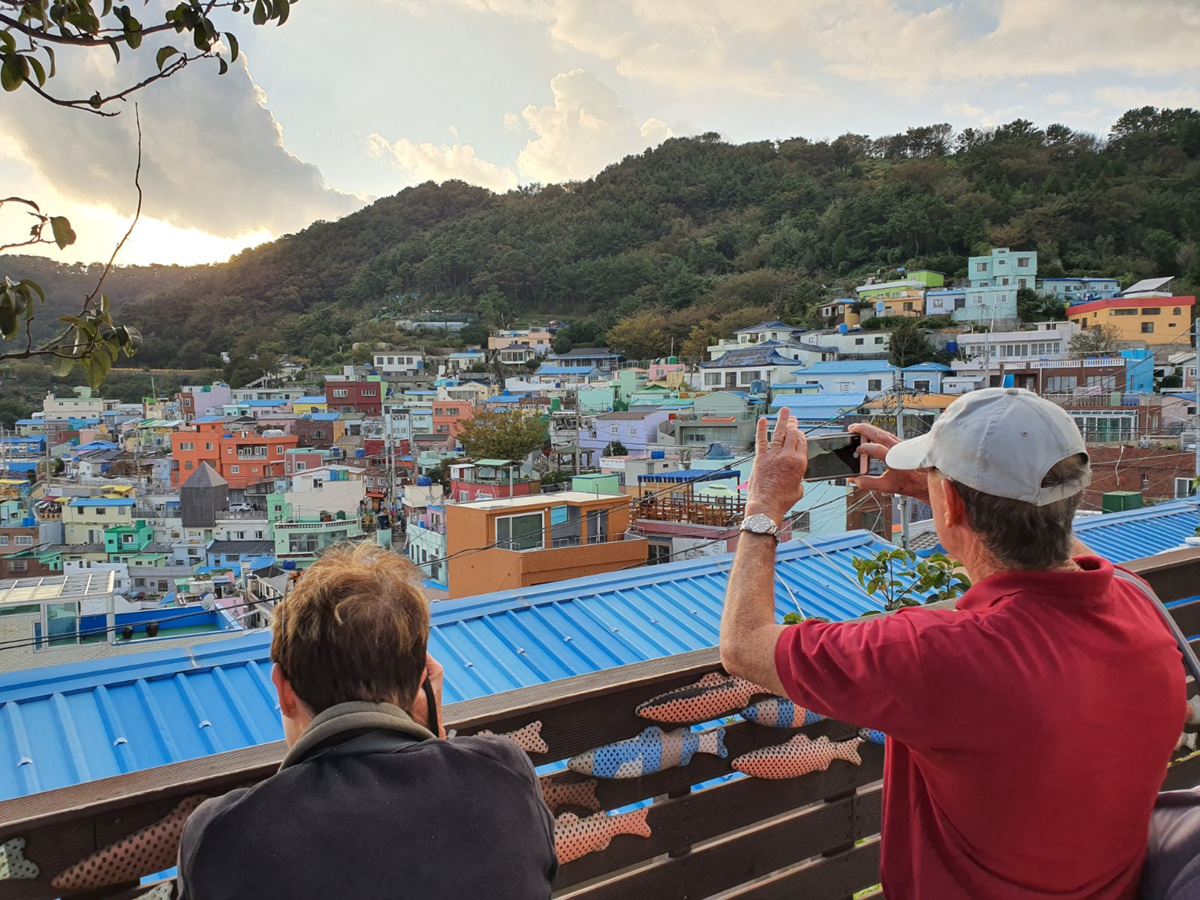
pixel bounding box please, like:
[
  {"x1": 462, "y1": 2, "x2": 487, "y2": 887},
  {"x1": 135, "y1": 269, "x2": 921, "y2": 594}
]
[{"x1": 743, "y1": 514, "x2": 777, "y2": 534}]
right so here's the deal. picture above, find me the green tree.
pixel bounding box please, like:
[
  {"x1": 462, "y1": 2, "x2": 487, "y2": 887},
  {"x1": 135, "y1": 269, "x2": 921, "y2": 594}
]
[
  {"x1": 606, "y1": 312, "x2": 671, "y2": 361},
  {"x1": 851, "y1": 548, "x2": 971, "y2": 612},
  {"x1": 458, "y1": 408, "x2": 547, "y2": 462},
  {"x1": 1068, "y1": 324, "x2": 1123, "y2": 358},
  {"x1": 0, "y1": 0, "x2": 296, "y2": 383},
  {"x1": 887, "y1": 320, "x2": 943, "y2": 368}
]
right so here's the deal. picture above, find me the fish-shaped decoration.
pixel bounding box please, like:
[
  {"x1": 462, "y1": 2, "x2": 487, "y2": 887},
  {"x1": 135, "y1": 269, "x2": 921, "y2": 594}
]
[
  {"x1": 568, "y1": 726, "x2": 727, "y2": 779},
  {"x1": 740, "y1": 698, "x2": 823, "y2": 729},
  {"x1": 1188, "y1": 695, "x2": 1200, "y2": 726},
  {"x1": 540, "y1": 777, "x2": 603, "y2": 814},
  {"x1": 1177, "y1": 731, "x2": 1198, "y2": 753},
  {"x1": 477, "y1": 720, "x2": 549, "y2": 755},
  {"x1": 0, "y1": 837, "x2": 38, "y2": 881},
  {"x1": 51, "y1": 795, "x2": 207, "y2": 891},
  {"x1": 636, "y1": 672, "x2": 773, "y2": 724},
  {"x1": 732, "y1": 734, "x2": 863, "y2": 780},
  {"x1": 858, "y1": 727, "x2": 887, "y2": 745},
  {"x1": 554, "y1": 808, "x2": 652, "y2": 865}
]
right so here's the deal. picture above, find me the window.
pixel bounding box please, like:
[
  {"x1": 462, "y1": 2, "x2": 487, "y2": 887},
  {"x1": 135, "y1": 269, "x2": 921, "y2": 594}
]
[
  {"x1": 1176, "y1": 478, "x2": 1198, "y2": 499},
  {"x1": 1111, "y1": 309, "x2": 1137, "y2": 316},
  {"x1": 611, "y1": 425, "x2": 619, "y2": 435},
  {"x1": 121, "y1": 534, "x2": 135, "y2": 545},
  {"x1": 704, "y1": 373, "x2": 722, "y2": 386},
  {"x1": 792, "y1": 511, "x2": 811, "y2": 532},
  {"x1": 296, "y1": 462, "x2": 307, "y2": 471},
  {"x1": 95, "y1": 508, "x2": 106, "y2": 516},
  {"x1": 8, "y1": 560, "x2": 28, "y2": 573},
  {"x1": 0, "y1": 536, "x2": 7, "y2": 546},
  {"x1": 205, "y1": 442, "x2": 213, "y2": 450},
  {"x1": 1142, "y1": 322, "x2": 1155, "y2": 334},
  {"x1": 874, "y1": 336, "x2": 884, "y2": 344},
  {"x1": 333, "y1": 389, "x2": 348, "y2": 398},
  {"x1": 903, "y1": 302, "x2": 913, "y2": 311},
  {"x1": 277, "y1": 445, "x2": 284, "y2": 453},
  {"x1": 1174, "y1": 307, "x2": 1183, "y2": 316},
  {"x1": 1017, "y1": 257, "x2": 1030, "y2": 268},
  {"x1": 496, "y1": 512, "x2": 543, "y2": 551},
  {"x1": 867, "y1": 379, "x2": 882, "y2": 391},
  {"x1": 231, "y1": 465, "x2": 241, "y2": 474},
  {"x1": 1143, "y1": 308, "x2": 1161, "y2": 316},
  {"x1": 185, "y1": 461, "x2": 194, "y2": 470},
  {"x1": 235, "y1": 531, "x2": 246, "y2": 539},
  {"x1": 179, "y1": 442, "x2": 194, "y2": 451},
  {"x1": 854, "y1": 337, "x2": 864, "y2": 345},
  {"x1": 976, "y1": 262, "x2": 987, "y2": 272},
  {"x1": 363, "y1": 389, "x2": 377, "y2": 397},
  {"x1": 914, "y1": 380, "x2": 931, "y2": 392},
  {"x1": 648, "y1": 543, "x2": 671, "y2": 565}
]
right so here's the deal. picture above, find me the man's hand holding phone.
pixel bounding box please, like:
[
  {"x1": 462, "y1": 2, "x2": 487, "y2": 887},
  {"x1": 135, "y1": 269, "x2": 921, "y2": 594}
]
[{"x1": 847, "y1": 422, "x2": 931, "y2": 503}]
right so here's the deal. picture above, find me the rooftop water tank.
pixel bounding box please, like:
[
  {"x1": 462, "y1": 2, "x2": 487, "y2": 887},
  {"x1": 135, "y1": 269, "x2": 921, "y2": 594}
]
[
  {"x1": 838, "y1": 323, "x2": 848, "y2": 334},
  {"x1": 650, "y1": 450, "x2": 665, "y2": 459},
  {"x1": 417, "y1": 476, "x2": 433, "y2": 486}
]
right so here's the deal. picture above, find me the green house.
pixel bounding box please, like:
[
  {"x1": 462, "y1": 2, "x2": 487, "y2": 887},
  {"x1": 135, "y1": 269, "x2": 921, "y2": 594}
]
[{"x1": 104, "y1": 520, "x2": 154, "y2": 556}]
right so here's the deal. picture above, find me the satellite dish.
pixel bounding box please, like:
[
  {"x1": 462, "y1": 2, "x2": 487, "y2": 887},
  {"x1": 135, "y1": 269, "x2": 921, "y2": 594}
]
[{"x1": 201, "y1": 593, "x2": 216, "y2": 611}]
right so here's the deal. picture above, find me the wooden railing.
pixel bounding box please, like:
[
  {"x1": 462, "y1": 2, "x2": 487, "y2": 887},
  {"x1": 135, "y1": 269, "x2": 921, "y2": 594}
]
[{"x1": 1, "y1": 548, "x2": 1198, "y2": 900}]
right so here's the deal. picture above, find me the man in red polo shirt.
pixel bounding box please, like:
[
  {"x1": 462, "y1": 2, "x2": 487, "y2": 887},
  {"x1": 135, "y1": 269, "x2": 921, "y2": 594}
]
[{"x1": 720, "y1": 389, "x2": 1186, "y2": 899}]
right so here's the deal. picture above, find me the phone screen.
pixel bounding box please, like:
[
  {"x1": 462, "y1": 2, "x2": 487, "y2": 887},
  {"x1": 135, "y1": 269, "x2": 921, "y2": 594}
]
[{"x1": 806, "y1": 433, "x2": 862, "y2": 481}]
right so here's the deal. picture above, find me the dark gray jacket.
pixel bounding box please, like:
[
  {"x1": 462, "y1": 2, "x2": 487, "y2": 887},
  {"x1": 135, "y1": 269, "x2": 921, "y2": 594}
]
[{"x1": 178, "y1": 702, "x2": 557, "y2": 899}]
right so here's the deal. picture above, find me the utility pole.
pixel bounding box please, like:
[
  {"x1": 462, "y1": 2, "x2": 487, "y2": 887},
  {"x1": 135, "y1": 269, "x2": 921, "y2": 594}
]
[{"x1": 893, "y1": 372, "x2": 910, "y2": 550}]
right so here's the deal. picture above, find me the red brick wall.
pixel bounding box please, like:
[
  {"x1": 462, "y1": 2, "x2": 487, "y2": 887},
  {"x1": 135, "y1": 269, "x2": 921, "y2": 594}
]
[{"x1": 1082, "y1": 445, "x2": 1197, "y2": 508}]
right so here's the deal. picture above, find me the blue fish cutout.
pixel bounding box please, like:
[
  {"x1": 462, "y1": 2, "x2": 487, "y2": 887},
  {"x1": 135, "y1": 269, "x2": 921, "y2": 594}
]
[
  {"x1": 741, "y1": 698, "x2": 824, "y2": 729},
  {"x1": 568, "y1": 726, "x2": 727, "y2": 779},
  {"x1": 858, "y1": 728, "x2": 886, "y2": 745}
]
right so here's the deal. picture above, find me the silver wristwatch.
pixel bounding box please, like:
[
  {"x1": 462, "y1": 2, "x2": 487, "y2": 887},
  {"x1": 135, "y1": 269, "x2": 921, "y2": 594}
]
[{"x1": 740, "y1": 513, "x2": 780, "y2": 542}]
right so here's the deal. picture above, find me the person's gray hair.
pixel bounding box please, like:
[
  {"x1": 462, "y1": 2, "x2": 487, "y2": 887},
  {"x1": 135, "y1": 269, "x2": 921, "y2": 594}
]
[{"x1": 950, "y1": 454, "x2": 1090, "y2": 570}]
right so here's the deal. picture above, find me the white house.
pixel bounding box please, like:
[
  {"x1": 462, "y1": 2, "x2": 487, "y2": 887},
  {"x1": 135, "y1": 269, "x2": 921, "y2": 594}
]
[
  {"x1": 372, "y1": 351, "x2": 426, "y2": 375},
  {"x1": 807, "y1": 329, "x2": 890, "y2": 357}
]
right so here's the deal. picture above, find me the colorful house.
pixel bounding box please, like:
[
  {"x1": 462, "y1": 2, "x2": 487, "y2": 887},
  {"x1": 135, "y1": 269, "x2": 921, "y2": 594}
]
[{"x1": 1065, "y1": 296, "x2": 1196, "y2": 343}]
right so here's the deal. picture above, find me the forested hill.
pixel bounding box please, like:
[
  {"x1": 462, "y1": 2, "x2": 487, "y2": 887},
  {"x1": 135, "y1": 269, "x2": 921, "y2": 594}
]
[{"x1": 41, "y1": 109, "x2": 1200, "y2": 368}]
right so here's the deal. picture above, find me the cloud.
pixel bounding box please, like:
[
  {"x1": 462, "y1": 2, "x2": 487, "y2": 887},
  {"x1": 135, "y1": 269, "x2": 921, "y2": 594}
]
[
  {"x1": 515, "y1": 69, "x2": 673, "y2": 182},
  {"x1": 365, "y1": 134, "x2": 520, "y2": 192},
  {"x1": 367, "y1": 69, "x2": 673, "y2": 189},
  {"x1": 1094, "y1": 86, "x2": 1200, "y2": 111},
  {"x1": 412, "y1": 0, "x2": 1200, "y2": 98},
  {"x1": 0, "y1": 41, "x2": 362, "y2": 239}
]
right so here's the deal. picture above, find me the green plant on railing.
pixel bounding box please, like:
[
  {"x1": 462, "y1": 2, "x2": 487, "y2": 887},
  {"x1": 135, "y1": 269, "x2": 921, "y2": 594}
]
[{"x1": 851, "y1": 548, "x2": 972, "y2": 612}]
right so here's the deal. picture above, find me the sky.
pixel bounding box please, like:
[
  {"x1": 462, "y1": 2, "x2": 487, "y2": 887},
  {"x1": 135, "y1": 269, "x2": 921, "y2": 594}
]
[{"x1": 3, "y1": 0, "x2": 1199, "y2": 267}]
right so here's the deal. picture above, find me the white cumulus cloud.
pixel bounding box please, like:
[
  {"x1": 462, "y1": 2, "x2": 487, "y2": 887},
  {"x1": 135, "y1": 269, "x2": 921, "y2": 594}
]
[{"x1": 367, "y1": 69, "x2": 673, "y2": 190}]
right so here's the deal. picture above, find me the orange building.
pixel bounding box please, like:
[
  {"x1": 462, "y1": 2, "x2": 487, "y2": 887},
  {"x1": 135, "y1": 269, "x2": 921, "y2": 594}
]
[
  {"x1": 171, "y1": 421, "x2": 299, "y2": 488},
  {"x1": 445, "y1": 491, "x2": 647, "y2": 599},
  {"x1": 432, "y1": 400, "x2": 476, "y2": 441}
]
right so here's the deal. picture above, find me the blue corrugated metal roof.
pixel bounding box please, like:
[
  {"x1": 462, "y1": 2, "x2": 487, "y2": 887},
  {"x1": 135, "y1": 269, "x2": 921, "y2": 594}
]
[
  {"x1": 68, "y1": 498, "x2": 136, "y2": 508},
  {"x1": 1073, "y1": 499, "x2": 1200, "y2": 563},
  {"x1": 0, "y1": 531, "x2": 894, "y2": 800},
  {"x1": 792, "y1": 360, "x2": 897, "y2": 376},
  {"x1": 637, "y1": 470, "x2": 740, "y2": 484}
]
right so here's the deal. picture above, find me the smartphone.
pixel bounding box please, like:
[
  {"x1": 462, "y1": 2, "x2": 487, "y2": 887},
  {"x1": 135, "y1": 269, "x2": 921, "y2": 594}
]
[{"x1": 806, "y1": 432, "x2": 862, "y2": 481}]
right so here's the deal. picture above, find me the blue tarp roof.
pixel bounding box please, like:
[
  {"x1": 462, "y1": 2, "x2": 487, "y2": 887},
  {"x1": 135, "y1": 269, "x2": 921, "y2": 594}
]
[
  {"x1": 637, "y1": 470, "x2": 740, "y2": 484},
  {"x1": 1073, "y1": 498, "x2": 1200, "y2": 563},
  {"x1": 0, "y1": 530, "x2": 895, "y2": 799}
]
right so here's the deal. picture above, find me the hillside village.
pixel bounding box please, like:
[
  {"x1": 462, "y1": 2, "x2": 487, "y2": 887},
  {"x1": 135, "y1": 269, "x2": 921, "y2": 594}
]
[{"x1": 1, "y1": 244, "x2": 1196, "y2": 676}]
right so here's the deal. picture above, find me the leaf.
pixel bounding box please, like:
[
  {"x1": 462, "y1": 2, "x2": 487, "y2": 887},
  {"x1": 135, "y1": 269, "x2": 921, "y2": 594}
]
[
  {"x1": 108, "y1": 38, "x2": 120, "y2": 64},
  {"x1": 89, "y1": 91, "x2": 103, "y2": 109},
  {"x1": 27, "y1": 55, "x2": 45, "y2": 86},
  {"x1": 253, "y1": 0, "x2": 267, "y2": 25},
  {"x1": 18, "y1": 279, "x2": 45, "y2": 303},
  {"x1": 43, "y1": 46, "x2": 55, "y2": 79},
  {"x1": 50, "y1": 216, "x2": 76, "y2": 249},
  {"x1": 50, "y1": 351, "x2": 75, "y2": 377},
  {"x1": 156, "y1": 46, "x2": 180, "y2": 71},
  {"x1": 276, "y1": 0, "x2": 290, "y2": 25},
  {"x1": 0, "y1": 56, "x2": 24, "y2": 92},
  {"x1": 0, "y1": 297, "x2": 17, "y2": 339},
  {"x1": 217, "y1": 55, "x2": 228, "y2": 75},
  {"x1": 224, "y1": 32, "x2": 239, "y2": 61}
]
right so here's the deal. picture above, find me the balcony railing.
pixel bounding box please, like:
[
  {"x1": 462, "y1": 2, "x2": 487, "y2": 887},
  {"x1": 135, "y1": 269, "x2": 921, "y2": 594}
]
[
  {"x1": 635, "y1": 495, "x2": 746, "y2": 527},
  {"x1": 2, "y1": 549, "x2": 1197, "y2": 900}
]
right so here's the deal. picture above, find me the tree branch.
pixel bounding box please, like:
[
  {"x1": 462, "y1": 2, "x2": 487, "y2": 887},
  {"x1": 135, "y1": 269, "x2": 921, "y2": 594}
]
[
  {"x1": 0, "y1": 5, "x2": 236, "y2": 47},
  {"x1": 21, "y1": 54, "x2": 195, "y2": 116}
]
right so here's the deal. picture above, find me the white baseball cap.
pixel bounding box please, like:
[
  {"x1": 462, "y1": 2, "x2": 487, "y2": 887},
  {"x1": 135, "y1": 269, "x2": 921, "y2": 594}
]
[{"x1": 885, "y1": 387, "x2": 1090, "y2": 506}]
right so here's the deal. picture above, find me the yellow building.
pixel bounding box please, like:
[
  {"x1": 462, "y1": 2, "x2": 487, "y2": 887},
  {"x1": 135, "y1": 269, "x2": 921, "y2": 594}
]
[
  {"x1": 1065, "y1": 296, "x2": 1195, "y2": 342},
  {"x1": 291, "y1": 396, "x2": 328, "y2": 415}
]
